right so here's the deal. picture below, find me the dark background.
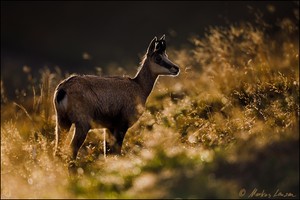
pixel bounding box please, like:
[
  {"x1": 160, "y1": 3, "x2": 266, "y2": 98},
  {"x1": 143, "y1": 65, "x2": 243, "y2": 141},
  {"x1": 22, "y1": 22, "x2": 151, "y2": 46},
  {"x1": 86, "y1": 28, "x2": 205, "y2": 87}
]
[{"x1": 1, "y1": 1, "x2": 297, "y2": 99}]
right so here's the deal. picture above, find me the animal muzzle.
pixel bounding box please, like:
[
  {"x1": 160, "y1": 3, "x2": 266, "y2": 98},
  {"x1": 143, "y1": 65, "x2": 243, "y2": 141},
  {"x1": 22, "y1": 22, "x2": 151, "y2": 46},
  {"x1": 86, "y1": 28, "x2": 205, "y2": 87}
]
[
  {"x1": 169, "y1": 65, "x2": 180, "y2": 76},
  {"x1": 162, "y1": 59, "x2": 180, "y2": 76}
]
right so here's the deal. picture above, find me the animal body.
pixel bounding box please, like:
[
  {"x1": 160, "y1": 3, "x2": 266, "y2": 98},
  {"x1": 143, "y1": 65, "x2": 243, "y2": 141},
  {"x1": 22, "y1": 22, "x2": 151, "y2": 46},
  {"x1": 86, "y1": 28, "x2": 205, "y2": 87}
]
[{"x1": 53, "y1": 35, "x2": 180, "y2": 166}]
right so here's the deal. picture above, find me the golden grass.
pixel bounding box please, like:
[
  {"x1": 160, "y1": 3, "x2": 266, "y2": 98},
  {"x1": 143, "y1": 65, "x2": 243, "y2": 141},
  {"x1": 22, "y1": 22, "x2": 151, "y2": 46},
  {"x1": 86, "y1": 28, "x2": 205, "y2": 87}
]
[{"x1": 1, "y1": 13, "x2": 299, "y2": 198}]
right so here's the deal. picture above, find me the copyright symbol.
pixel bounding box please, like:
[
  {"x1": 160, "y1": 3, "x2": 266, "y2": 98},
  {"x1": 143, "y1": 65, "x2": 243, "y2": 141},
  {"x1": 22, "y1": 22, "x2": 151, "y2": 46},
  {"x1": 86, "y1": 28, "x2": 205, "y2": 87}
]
[{"x1": 239, "y1": 188, "x2": 246, "y2": 197}]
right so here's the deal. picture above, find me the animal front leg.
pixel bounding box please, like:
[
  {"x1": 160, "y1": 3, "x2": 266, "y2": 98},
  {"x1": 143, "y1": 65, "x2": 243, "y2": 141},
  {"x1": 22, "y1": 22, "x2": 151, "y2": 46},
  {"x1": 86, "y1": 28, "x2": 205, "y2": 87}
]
[
  {"x1": 105, "y1": 128, "x2": 127, "y2": 155},
  {"x1": 105, "y1": 129, "x2": 119, "y2": 154}
]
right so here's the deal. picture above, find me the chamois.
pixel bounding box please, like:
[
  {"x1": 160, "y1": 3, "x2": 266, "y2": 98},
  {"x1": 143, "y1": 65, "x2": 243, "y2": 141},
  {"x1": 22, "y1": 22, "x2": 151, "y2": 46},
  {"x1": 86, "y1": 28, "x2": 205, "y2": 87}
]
[{"x1": 53, "y1": 35, "x2": 180, "y2": 166}]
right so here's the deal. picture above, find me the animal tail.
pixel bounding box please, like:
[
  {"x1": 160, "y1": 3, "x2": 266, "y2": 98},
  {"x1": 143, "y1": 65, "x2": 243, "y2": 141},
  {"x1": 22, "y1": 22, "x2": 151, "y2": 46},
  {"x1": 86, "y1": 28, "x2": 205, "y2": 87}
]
[{"x1": 55, "y1": 88, "x2": 68, "y2": 110}]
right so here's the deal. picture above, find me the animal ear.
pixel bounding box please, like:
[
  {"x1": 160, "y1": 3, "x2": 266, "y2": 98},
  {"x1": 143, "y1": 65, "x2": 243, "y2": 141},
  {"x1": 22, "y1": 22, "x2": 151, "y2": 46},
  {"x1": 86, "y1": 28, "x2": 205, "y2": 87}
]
[
  {"x1": 147, "y1": 36, "x2": 157, "y2": 55},
  {"x1": 155, "y1": 35, "x2": 166, "y2": 53}
]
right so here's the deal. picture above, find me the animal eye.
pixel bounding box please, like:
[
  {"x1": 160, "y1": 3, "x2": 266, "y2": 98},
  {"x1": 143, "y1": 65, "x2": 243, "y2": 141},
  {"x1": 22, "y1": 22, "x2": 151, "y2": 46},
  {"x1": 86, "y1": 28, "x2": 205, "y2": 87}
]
[{"x1": 155, "y1": 55, "x2": 162, "y2": 62}]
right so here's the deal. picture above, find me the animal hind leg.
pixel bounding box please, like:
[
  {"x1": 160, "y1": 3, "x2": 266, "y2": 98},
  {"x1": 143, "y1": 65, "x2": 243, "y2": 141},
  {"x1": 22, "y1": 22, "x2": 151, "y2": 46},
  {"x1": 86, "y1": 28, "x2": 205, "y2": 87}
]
[
  {"x1": 68, "y1": 122, "x2": 90, "y2": 174},
  {"x1": 70, "y1": 122, "x2": 90, "y2": 161},
  {"x1": 54, "y1": 116, "x2": 72, "y2": 158}
]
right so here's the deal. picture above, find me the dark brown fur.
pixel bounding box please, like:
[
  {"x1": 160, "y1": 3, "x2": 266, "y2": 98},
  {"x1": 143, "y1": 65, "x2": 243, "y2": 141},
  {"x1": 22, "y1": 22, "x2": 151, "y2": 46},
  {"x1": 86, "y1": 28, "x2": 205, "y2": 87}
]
[{"x1": 53, "y1": 35, "x2": 180, "y2": 166}]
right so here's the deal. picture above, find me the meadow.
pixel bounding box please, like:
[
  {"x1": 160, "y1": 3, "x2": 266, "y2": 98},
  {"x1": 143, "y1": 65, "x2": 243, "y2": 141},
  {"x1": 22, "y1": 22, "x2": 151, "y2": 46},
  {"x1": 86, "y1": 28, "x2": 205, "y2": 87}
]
[{"x1": 1, "y1": 12, "x2": 299, "y2": 198}]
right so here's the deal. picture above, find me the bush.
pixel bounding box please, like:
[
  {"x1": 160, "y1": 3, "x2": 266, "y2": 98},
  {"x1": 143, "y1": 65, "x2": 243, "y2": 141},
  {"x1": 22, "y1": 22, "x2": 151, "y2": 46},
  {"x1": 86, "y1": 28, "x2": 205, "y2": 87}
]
[{"x1": 1, "y1": 9, "x2": 299, "y2": 198}]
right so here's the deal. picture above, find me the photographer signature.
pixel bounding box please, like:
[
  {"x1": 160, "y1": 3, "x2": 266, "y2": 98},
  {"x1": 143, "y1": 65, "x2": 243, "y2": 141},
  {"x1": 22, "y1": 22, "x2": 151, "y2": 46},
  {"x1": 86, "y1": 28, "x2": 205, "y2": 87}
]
[{"x1": 239, "y1": 188, "x2": 296, "y2": 198}]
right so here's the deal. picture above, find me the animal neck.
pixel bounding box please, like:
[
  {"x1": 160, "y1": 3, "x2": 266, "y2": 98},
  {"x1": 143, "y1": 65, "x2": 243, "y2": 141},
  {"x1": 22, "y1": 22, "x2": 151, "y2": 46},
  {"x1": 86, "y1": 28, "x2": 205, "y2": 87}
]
[{"x1": 133, "y1": 58, "x2": 159, "y2": 100}]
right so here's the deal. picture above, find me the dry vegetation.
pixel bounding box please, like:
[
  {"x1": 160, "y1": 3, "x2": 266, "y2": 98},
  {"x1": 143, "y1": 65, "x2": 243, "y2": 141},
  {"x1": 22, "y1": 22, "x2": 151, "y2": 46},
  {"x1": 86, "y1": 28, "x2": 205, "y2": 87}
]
[{"x1": 1, "y1": 11, "x2": 299, "y2": 199}]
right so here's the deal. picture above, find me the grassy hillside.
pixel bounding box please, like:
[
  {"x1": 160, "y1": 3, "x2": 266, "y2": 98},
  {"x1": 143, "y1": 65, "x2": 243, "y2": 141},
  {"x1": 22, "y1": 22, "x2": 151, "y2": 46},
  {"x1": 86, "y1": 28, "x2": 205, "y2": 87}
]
[{"x1": 1, "y1": 14, "x2": 299, "y2": 198}]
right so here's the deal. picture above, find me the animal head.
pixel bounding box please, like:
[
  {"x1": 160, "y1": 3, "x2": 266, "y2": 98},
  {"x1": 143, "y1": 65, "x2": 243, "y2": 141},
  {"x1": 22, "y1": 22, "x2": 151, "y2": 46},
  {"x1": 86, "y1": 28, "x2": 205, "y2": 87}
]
[{"x1": 146, "y1": 35, "x2": 180, "y2": 76}]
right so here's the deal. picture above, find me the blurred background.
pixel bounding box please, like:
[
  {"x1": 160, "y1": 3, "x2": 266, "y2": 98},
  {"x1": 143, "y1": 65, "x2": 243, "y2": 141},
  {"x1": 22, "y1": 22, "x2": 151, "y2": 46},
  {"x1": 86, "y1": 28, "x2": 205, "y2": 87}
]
[
  {"x1": 1, "y1": 2, "x2": 299, "y2": 198},
  {"x1": 1, "y1": 1, "x2": 297, "y2": 99}
]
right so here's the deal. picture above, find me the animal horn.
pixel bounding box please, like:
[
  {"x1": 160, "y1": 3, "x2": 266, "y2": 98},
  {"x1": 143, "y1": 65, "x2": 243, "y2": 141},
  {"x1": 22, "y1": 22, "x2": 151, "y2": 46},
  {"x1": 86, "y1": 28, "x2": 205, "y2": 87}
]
[{"x1": 160, "y1": 34, "x2": 166, "y2": 40}]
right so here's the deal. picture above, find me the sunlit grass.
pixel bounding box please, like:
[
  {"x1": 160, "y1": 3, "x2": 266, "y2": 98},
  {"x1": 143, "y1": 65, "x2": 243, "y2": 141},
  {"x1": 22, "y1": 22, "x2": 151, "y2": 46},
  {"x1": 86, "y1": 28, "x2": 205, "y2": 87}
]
[{"x1": 1, "y1": 11, "x2": 299, "y2": 198}]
